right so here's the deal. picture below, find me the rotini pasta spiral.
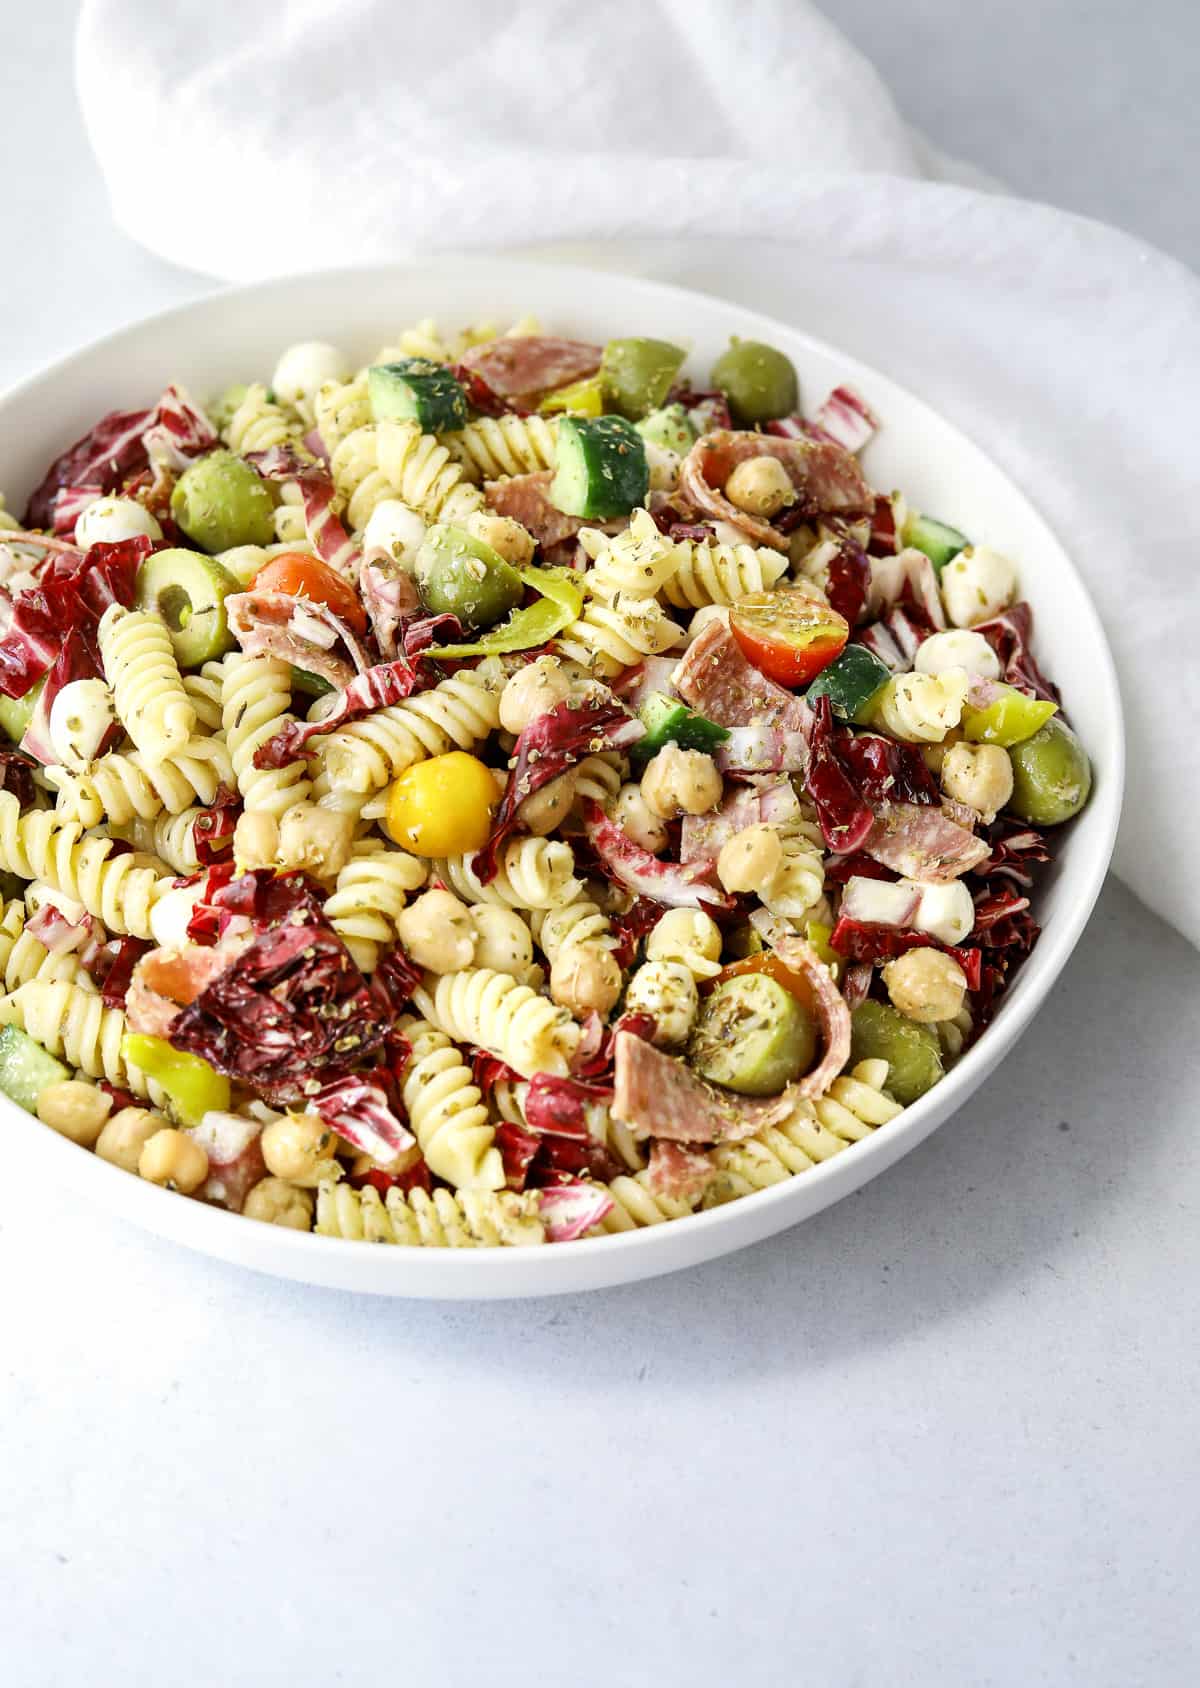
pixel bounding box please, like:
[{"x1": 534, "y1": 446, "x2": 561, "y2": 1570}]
[
  {"x1": 0, "y1": 979, "x2": 151, "y2": 1094},
  {"x1": 181, "y1": 659, "x2": 230, "y2": 733},
  {"x1": 98, "y1": 604, "x2": 195, "y2": 758},
  {"x1": 661, "y1": 539, "x2": 789, "y2": 609},
  {"x1": 120, "y1": 808, "x2": 212, "y2": 876},
  {"x1": 412, "y1": 967, "x2": 581, "y2": 1080},
  {"x1": 556, "y1": 592, "x2": 682, "y2": 679},
  {"x1": 530, "y1": 895, "x2": 615, "y2": 961},
  {"x1": 312, "y1": 373, "x2": 370, "y2": 454},
  {"x1": 315, "y1": 666, "x2": 503, "y2": 795},
  {"x1": 435, "y1": 838, "x2": 579, "y2": 911},
  {"x1": 47, "y1": 738, "x2": 234, "y2": 829},
  {"x1": 874, "y1": 670, "x2": 969, "y2": 745},
  {"x1": 579, "y1": 510, "x2": 680, "y2": 600},
  {"x1": 761, "y1": 834, "x2": 826, "y2": 920},
  {"x1": 445, "y1": 414, "x2": 559, "y2": 481},
  {"x1": 324, "y1": 841, "x2": 427, "y2": 972},
  {"x1": 597, "y1": 1171, "x2": 699, "y2": 1232},
  {"x1": 709, "y1": 1061, "x2": 901, "y2": 1194},
  {"x1": 937, "y1": 1006, "x2": 973, "y2": 1062},
  {"x1": 0, "y1": 902, "x2": 94, "y2": 994},
  {"x1": 222, "y1": 654, "x2": 311, "y2": 819},
  {"x1": 331, "y1": 421, "x2": 483, "y2": 532},
  {"x1": 572, "y1": 752, "x2": 625, "y2": 806},
  {"x1": 314, "y1": 1181, "x2": 544, "y2": 1247},
  {"x1": 222, "y1": 382, "x2": 304, "y2": 455},
  {"x1": 396, "y1": 1016, "x2": 503, "y2": 1191},
  {"x1": 0, "y1": 794, "x2": 167, "y2": 938}
]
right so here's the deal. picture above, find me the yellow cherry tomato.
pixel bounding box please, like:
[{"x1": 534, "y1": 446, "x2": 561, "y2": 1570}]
[{"x1": 385, "y1": 752, "x2": 497, "y2": 857}]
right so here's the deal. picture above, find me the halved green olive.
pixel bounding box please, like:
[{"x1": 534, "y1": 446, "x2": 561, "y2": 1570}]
[{"x1": 136, "y1": 548, "x2": 239, "y2": 667}]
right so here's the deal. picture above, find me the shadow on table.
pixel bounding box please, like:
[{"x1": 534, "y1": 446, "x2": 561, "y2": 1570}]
[{"x1": 332, "y1": 875, "x2": 1194, "y2": 1386}]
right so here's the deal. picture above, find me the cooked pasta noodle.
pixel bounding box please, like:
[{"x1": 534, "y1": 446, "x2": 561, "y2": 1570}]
[
  {"x1": 446, "y1": 413, "x2": 559, "y2": 480},
  {"x1": 662, "y1": 538, "x2": 789, "y2": 608},
  {"x1": 315, "y1": 666, "x2": 503, "y2": 794},
  {"x1": 324, "y1": 841, "x2": 426, "y2": 971},
  {"x1": 579, "y1": 511, "x2": 680, "y2": 600},
  {"x1": 396, "y1": 1016, "x2": 503, "y2": 1190},
  {"x1": 0, "y1": 979, "x2": 149, "y2": 1094},
  {"x1": 331, "y1": 421, "x2": 483, "y2": 531},
  {"x1": 222, "y1": 382, "x2": 304, "y2": 455},
  {"x1": 0, "y1": 794, "x2": 167, "y2": 938},
  {"x1": 556, "y1": 591, "x2": 682, "y2": 678},
  {"x1": 436, "y1": 838, "x2": 578, "y2": 911},
  {"x1": 412, "y1": 967, "x2": 581, "y2": 1080},
  {"x1": 47, "y1": 737, "x2": 233, "y2": 829},
  {"x1": 98, "y1": 605, "x2": 195, "y2": 758},
  {"x1": 709, "y1": 1062, "x2": 901, "y2": 1194},
  {"x1": 222, "y1": 654, "x2": 311, "y2": 818},
  {"x1": 314, "y1": 1181, "x2": 544, "y2": 1247}
]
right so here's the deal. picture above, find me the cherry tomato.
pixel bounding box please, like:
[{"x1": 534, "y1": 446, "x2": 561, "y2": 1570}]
[
  {"x1": 250, "y1": 552, "x2": 367, "y2": 633},
  {"x1": 729, "y1": 588, "x2": 849, "y2": 687}
]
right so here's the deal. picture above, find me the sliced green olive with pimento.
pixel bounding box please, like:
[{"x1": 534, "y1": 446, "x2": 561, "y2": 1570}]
[{"x1": 690, "y1": 972, "x2": 818, "y2": 1096}]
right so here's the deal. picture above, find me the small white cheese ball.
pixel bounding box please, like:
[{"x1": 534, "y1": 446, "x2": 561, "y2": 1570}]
[
  {"x1": 910, "y1": 880, "x2": 976, "y2": 947},
  {"x1": 361, "y1": 498, "x2": 427, "y2": 572},
  {"x1": 74, "y1": 496, "x2": 162, "y2": 548},
  {"x1": 271, "y1": 341, "x2": 350, "y2": 418},
  {"x1": 149, "y1": 884, "x2": 206, "y2": 950},
  {"x1": 643, "y1": 439, "x2": 682, "y2": 493},
  {"x1": 914, "y1": 628, "x2": 1001, "y2": 680},
  {"x1": 940, "y1": 545, "x2": 1018, "y2": 628},
  {"x1": 624, "y1": 960, "x2": 699, "y2": 1047},
  {"x1": 48, "y1": 677, "x2": 117, "y2": 771}
]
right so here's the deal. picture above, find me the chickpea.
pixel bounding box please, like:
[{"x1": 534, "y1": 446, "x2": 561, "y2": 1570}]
[
  {"x1": 396, "y1": 888, "x2": 477, "y2": 973},
  {"x1": 470, "y1": 906, "x2": 534, "y2": 978},
  {"x1": 235, "y1": 810, "x2": 280, "y2": 872},
  {"x1": 549, "y1": 943, "x2": 623, "y2": 1017},
  {"x1": 640, "y1": 744, "x2": 723, "y2": 819},
  {"x1": 940, "y1": 741, "x2": 1014, "y2": 823},
  {"x1": 723, "y1": 455, "x2": 795, "y2": 519},
  {"x1": 95, "y1": 1108, "x2": 169, "y2": 1174},
  {"x1": 138, "y1": 1127, "x2": 210, "y2": 1194},
  {"x1": 276, "y1": 803, "x2": 355, "y2": 879},
  {"x1": 614, "y1": 782, "x2": 669, "y2": 853},
  {"x1": 519, "y1": 770, "x2": 577, "y2": 837},
  {"x1": 467, "y1": 511, "x2": 536, "y2": 569},
  {"x1": 498, "y1": 656, "x2": 571, "y2": 735},
  {"x1": 882, "y1": 948, "x2": 968, "y2": 1024},
  {"x1": 261, "y1": 1112, "x2": 337, "y2": 1186},
  {"x1": 35, "y1": 1080, "x2": 112, "y2": 1147},
  {"x1": 242, "y1": 1176, "x2": 314, "y2": 1230},
  {"x1": 717, "y1": 824, "x2": 784, "y2": 896},
  {"x1": 623, "y1": 960, "x2": 699, "y2": 1047}
]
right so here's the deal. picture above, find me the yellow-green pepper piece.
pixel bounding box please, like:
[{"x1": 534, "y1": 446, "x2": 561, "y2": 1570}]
[
  {"x1": 539, "y1": 374, "x2": 605, "y2": 417},
  {"x1": 805, "y1": 920, "x2": 841, "y2": 978},
  {"x1": 430, "y1": 567, "x2": 584, "y2": 659},
  {"x1": 960, "y1": 684, "x2": 1057, "y2": 747},
  {"x1": 122, "y1": 1034, "x2": 231, "y2": 1127}
]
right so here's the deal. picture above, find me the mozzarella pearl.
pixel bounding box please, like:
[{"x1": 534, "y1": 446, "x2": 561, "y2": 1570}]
[{"x1": 74, "y1": 496, "x2": 162, "y2": 548}]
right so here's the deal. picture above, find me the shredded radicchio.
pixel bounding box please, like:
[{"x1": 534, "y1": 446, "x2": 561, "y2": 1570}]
[
  {"x1": 825, "y1": 534, "x2": 872, "y2": 626},
  {"x1": 834, "y1": 730, "x2": 939, "y2": 808},
  {"x1": 0, "y1": 746, "x2": 38, "y2": 808},
  {"x1": 974, "y1": 602, "x2": 1060, "y2": 704},
  {"x1": 84, "y1": 935, "x2": 153, "y2": 1010},
  {"x1": 582, "y1": 800, "x2": 734, "y2": 912},
  {"x1": 253, "y1": 658, "x2": 429, "y2": 769},
  {"x1": 0, "y1": 535, "x2": 147, "y2": 699},
  {"x1": 311, "y1": 1073, "x2": 415, "y2": 1161},
  {"x1": 804, "y1": 697, "x2": 875, "y2": 854},
  {"x1": 167, "y1": 872, "x2": 389, "y2": 1099},
  {"x1": 829, "y1": 918, "x2": 983, "y2": 992},
  {"x1": 471, "y1": 693, "x2": 644, "y2": 884},
  {"x1": 244, "y1": 445, "x2": 359, "y2": 579}
]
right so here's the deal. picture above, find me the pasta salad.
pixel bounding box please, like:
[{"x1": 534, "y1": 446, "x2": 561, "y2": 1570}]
[{"x1": 0, "y1": 318, "x2": 1091, "y2": 1249}]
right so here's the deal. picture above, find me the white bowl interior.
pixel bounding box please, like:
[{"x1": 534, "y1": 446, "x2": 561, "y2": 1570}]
[{"x1": 0, "y1": 259, "x2": 1123, "y2": 1296}]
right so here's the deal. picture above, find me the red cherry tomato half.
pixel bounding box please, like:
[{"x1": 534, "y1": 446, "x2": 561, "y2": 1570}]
[
  {"x1": 729, "y1": 588, "x2": 849, "y2": 687},
  {"x1": 250, "y1": 552, "x2": 367, "y2": 634}
]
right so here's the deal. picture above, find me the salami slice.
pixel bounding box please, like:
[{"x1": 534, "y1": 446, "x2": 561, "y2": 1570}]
[
  {"x1": 484, "y1": 470, "x2": 587, "y2": 551},
  {"x1": 672, "y1": 618, "x2": 813, "y2": 738},
  {"x1": 863, "y1": 801, "x2": 991, "y2": 882},
  {"x1": 612, "y1": 1032, "x2": 797, "y2": 1144},
  {"x1": 768, "y1": 932, "x2": 853, "y2": 1099},
  {"x1": 679, "y1": 429, "x2": 874, "y2": 550},
  {"x1": 460, "y1": 336, "x2": 602, "y2": 403}
]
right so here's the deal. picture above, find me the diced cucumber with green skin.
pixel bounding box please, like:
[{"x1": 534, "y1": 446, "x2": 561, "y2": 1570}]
[
  {"x1": 136, "y1": 548, "x2": 240, "y2": 668},
  {"x1": 0, "y1": 1025, "x2": 70, "y2": 1113},
  {"x1": 600, "y1": 339, "x2": 687, "y2": 420},
  {"x1": 368, "y1": 359, "x2": 469, "y2": 432},
  {"x1": 805, "y1": 644, "x2": 892, "y2": 723},
  {"x1": 631, "y1": 692, "x2": 730, "y2": 769},
  {"x1": 550, "y1": 416, "x2": 649, "y2": 519},
  {"x1": 636, "y1": 404, "x2": 697, "y2": 456},
  {"x1": 849, "y1": 1000, "x2": 943, "y2": 1105},
  {"x1": 0, "y1": 678, "x2": 44, "y2": 745},
  {"x1": 690, "y1": 974, "x2": 818, "y2": 1096},
  {"x1": 903, "y1": 512, "x2": 969, "y2": 572},
  {"x1": 291, "y1": 667, "x2": 334, "y2": 698}
]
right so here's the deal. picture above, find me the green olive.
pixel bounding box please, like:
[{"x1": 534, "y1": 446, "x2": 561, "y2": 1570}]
[
  {"x1": 849, "y1": 1000, "x2": 943, "y2": 1106},
  {"x1": 170, "y1": 449, "x2": 276, "y2": 553},
  {"x1": 690, "y1": 973, "x2": 817, "y2": 1096},
  {"x1": 710, "y1": 338, "x2": 799, "y2": 426},
  {"x1": 600, "y1": 339, "x2": 687, "y2": 420},
  {"x1": 416, "y1": 524, "x2": 523, "y2": 632},
  {"x1": 136, "y1": 548, "x2": 239, "y2": 667},
  {"x1": 1007, "y1": 717, "x2": 1092, "y2": 827}
]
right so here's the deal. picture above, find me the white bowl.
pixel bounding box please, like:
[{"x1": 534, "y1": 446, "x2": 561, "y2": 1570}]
[{"x1": 0, "y1": 259, "x2": 1123, "y2": 1297}]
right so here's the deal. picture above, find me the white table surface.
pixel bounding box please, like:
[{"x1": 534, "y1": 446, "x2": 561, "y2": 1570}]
[{"x1": 3, "y1": 7, "x2": 1199, "y2": 1686}]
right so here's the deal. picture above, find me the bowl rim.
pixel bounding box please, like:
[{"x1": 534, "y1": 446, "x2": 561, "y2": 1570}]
[{"x1": 0, "y1": 255, "x2": 1125, "y2": 1291}]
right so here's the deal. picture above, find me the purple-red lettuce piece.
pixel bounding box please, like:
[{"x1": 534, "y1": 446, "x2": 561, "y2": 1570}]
[
  {"x1": 471, "y1": 693, "x2": 644, "y2": 884},
  {"x1": 26, "y1": 899, "x2": 101, "y2": 956},
  {"x1": 833, "y1": 729, "x2": 939, "y2": 808},
  {"x1": 244, "y1": 445, "x2": 359, "y2": 580},
  {"x1": 825, "y1": 533, "x2": 873, "y2": 626},
  {"x1": 979, "y1": 817, "x2": 1052, "y2": 891},
  {"x1": 311, "y1": 1073, "x2": 415, "y2": 1162},
  {"x1": 538, "y1": 1182, "x2": 614, "y2": 1242},
  {"x1": 252, "y1": 658, "x2": 429, "y2": 769},
  {"x1": 973, "y1": 602, "x2": 1060, "y2": 704},
  {"x1": 829, "y1": 917, "x2": 983, "y2": 992},
  {"x1": 81, "y1": 935, "x2": 153, "y2": 1010},
  {"x1": 190, "y1": 787, "x2": 240, "y2": 867},
  {"x1": 371, "y1": 944, "x2": 424, "y2": 1016},
  {"x1": 0, "y1": 746, "x2": 38, "y2": 808},
  {"x1": 0, "y1": 535, "x2": 147, "y2": 699},
  {"x1": 804, "y1": 696, "x2": 875, "y2": 854},
  {"x1": 581, "y1": 800, "x2": 734, "y2": 912}
]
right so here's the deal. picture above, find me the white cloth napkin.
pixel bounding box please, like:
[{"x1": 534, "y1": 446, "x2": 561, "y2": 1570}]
[{"x1": 76, "y1": 0, "x2": 1200, "y2": 947}]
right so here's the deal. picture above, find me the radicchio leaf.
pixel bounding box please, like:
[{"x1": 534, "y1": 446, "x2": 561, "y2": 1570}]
[
  {"x1": 833, "y1": 729, "x2": 939, "y2": 808},
  {"x1": 471, "y1": 692, "x2": 644, "y2": 884},
  {"x1": 0, "y1": 536, "x2": 146, "y2": 699},
  {"x1": 244, "y1": 445, "x2": 359, "y2": 580},
  {"x1": 829, "y1": 918, "x2": 983, "y2": 992},
  {"x1": 252, "y1": 658, "x2": 428, "y2": 769},
  {"x1": 311, "y1": 1074, "x2": 415, "y2": 1161},
  {"x1": 82, "y1": 935, "x2": 153, "y2": 1010},
  {"x1": 538, "y1": 1182, "x2": 614, "y2": 1242},
  {"x1": 973, "y1": 602, "x2": 1060, "y2": 704},
  {"x1": 804, "y1": 696, "x2": 875, "y2": 854},
  {"x1": 825, "y1": 533, "x2": 873, "y2": 626},
  {"x1": 0, "y1": 746, "x2": 38, "y2": 808},
  {"x1": 581, "y1": 800, "x2": 734, "y2": 912}
]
